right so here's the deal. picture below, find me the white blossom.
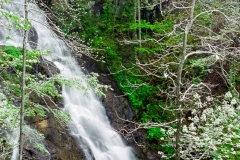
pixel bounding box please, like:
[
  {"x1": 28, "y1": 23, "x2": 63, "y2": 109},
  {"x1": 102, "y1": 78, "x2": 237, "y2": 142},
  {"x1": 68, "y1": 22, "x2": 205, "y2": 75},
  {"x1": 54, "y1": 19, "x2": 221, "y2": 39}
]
[
  {"x1": 196, "y1": 101, "x2": 203, "y2": 108},
  {"x1": 224, "y1": 91, "x2": 232, "y2": 100},
  {"x1": 192, "y1": 109, "x2": 197, "y2": 114},
  {"x1": 237, "y1": 105, "x2": 240, "y2": 110},
  {"x1": 193, "y1": 93, "x2": 201, "y2": 100},
  {"x1": 231, "y1": 98, "x2": 237, "y2": 105},
  {"x1": 236, "y1": 144, "x2": 240, "y2": 148},
  {"x1": 183, "y1": 125, "x2": 188, "y2": 133},
  {"x1": 164, "y1": 71, "x2": 168, "y2": 78},
  {"x1": 201, "y1": 113, "x2": 206, "y2": 121},
  {"x1": 193, "y1": 116, "x2": 199, "y2": 123},
  {"x1": 203, "y1": 108, "x2": 213, "y2": 115},
  {"x1": 189, "y1": 123, "x2": 196, "y2": 131},
  {"x1": 206, "y1": 96, "x2": 213, "y2": 101}
]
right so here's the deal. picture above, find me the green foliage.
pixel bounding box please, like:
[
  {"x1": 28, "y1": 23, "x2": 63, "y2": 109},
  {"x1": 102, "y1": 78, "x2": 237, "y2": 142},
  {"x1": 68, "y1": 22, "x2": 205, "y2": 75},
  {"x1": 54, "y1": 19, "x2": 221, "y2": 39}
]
[
  {"x1": 0, "y1": 135, "x2": 14, "y2": 160},
  {"x1": 52, "y1": 109, "x2": 71, "y2": 122},
  {"x1": 141, "y1": 101, "x2": 172, "y2": 123},
  {"x1": 0, "y1": 46, "x2": 71, "y2": 130},
  {"x1": 129, "y1": 19, "x2": 173, "y2": 35},
  {"x1": 0, "y1": 99, "x2": 20, "y2": 130},
  {"x1": 129, "y1": 85, "x2": 154, "y2": 108},
  {"x1": 3, "y1": 46, "x2": 22, "y2": 57},
  {"x1": 0, "y1": 46, "x2": 42, "y2": 71},
  {"x1": 229, "y1": 55, "x2": 240, "y2": 87},
  {"x1": 158, "y1": 145, "x2": 175, "y2": 159},
  {"x1": 25, "y1": 103, "x2": 49, "y2": 117},
  {"x1": 0, "y1": 70, "x2": 21, "y2": 97},
  {"x1": 39, "y1": 80, "x2": 62, "y2": 98},
  {"x1": 194, "y1": 6, "x2": 216, "y2": 28},
  {"x1": 111, "y1": 65, "x2": 160, "y2": 120},
  {"x1": 147, "y1": 128, "x2": 164, "y2": 140},
  {"x1": 212, "y1": 143, "x2": 240, "y2": 160},
  {"x1": 33, "y1": 142, "x2": 50, "y2": 155},
  {"x1": 130, "y1": 20, "x2": 155, "y2": 30},
  {"x1": 0, "y1": 8, "x2": 32, "y2": 31},
  {"x1": 153, "y1": 20, "x2": 173, "y2": 34},
  {"x1": 184, "y1": 55, "x2": 215, "y2": 84}
]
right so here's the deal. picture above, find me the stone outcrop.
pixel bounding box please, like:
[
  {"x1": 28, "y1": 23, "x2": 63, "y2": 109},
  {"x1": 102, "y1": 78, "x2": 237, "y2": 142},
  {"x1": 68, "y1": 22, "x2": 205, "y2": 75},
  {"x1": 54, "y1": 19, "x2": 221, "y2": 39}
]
[
  {"x1": 33, "y1": 56, "x2": 60, "y2": 77},
  {"x1": 25, "y1": 114, "x2": 85, "y2": 160},
  {"x1": 28, "y1": 27, "x2": 38, "y2": 50}
]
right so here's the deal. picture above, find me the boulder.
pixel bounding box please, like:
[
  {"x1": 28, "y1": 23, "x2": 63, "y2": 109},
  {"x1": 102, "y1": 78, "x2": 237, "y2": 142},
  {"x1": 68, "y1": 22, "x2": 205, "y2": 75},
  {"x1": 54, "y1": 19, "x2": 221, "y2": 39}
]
[
  {"x1": 26, "y1": 114, "x2": 85, "y2": 160},
  {"x1": 33, "y1": 56, "x2": 60, "y2": 77},
  {"x1": 28, "y1": 27, "x2": 38, "y2": 49}
]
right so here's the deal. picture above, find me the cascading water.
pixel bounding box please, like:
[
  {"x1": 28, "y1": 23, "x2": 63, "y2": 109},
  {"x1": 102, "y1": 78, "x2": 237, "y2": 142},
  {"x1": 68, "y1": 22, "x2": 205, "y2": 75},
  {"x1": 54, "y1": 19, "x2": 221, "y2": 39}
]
[
  {"x1": 0, "y1": 91, "x2": 19, "y2": 160},
  {"x1": 0, "y1": 1, "x2": 136, "y2": 160}
]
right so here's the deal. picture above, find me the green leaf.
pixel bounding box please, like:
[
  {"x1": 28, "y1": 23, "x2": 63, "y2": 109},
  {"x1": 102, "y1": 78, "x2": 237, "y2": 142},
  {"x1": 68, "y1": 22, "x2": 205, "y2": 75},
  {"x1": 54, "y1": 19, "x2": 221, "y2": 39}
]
[
  {"x1": 6, "y1": 35, "x2": 11, "y2": 40},
  {"x1": 24, "y1": 24, "x2": 29, "y2": 30}
]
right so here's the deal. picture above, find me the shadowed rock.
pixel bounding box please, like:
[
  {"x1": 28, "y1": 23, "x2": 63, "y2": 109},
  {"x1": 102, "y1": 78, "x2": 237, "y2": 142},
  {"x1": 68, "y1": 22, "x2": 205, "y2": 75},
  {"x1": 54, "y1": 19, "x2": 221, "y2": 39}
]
[{"x1": 28, "y1": 27, "x2": 38, "y2": 49}]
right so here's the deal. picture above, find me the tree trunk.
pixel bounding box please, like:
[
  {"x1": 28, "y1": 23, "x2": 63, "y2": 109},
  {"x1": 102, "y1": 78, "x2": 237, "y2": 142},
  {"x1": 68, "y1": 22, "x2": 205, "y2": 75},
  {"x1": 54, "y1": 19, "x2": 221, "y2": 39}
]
[
  {"x1": 138, "y1": 0, "x2": 141, "y2": 49},
  {"x1": 19, "y1": 0, "x2": 28, "y2": 159},
  {"x1": 133, "y1": 0, "x2": 137, "y2": 39},
  {"x1": 175, "y1": 0, "x2": 196, "y2": 159}
]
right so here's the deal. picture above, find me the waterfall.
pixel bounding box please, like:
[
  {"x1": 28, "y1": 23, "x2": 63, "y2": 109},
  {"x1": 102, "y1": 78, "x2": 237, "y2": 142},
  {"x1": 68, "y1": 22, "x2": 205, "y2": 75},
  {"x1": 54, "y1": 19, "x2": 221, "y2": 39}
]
[
  {"x1": 0, "y1": 91, "x2": 19, "y2": 160},
  {"x1": 0, "y1": 1, "x2": 136, "y2": 160}
]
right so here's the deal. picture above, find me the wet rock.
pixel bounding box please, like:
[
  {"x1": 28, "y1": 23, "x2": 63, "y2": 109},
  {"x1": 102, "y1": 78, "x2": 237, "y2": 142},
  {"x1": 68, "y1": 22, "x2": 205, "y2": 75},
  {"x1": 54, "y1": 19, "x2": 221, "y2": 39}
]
[
  {"x1": 33, "y1": 56, "x2": 60, "y2": 77},
  {"x1": 24, "y1": 101, "x2": 85, "y2": 159},
  {"x1": 147, "y1": 152, "x2": 155, "y2": 160},
  {"x1": 23, "y1": 141, "x2": 51, "y2": 160},
  {"x1": 28, "y1": 27, "x2": 38, "y2": 49}
]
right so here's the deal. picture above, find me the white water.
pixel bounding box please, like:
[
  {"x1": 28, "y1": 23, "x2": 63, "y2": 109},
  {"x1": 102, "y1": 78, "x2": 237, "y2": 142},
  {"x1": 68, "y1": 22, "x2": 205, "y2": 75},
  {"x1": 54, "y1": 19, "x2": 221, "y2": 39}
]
[
  {"x1": 0, "y1": 1, "x2": 135, "y2": 160},
  {"x1": 0, "y1": 91, "x2": 19, "y2": 160}
]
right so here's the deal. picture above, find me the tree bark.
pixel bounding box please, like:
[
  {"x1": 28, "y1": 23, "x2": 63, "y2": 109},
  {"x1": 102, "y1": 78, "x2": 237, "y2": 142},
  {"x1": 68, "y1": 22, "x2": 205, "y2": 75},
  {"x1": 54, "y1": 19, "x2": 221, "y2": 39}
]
[
  {"x1": 133, "y1": 0, "x2": 137, "y2": 39},
  {"x1": 175, "y1": 0, "x2": 195, "y2": 159},
  {"x1": 138, "y1": 0, "x2": 141, "y2": 49}
]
